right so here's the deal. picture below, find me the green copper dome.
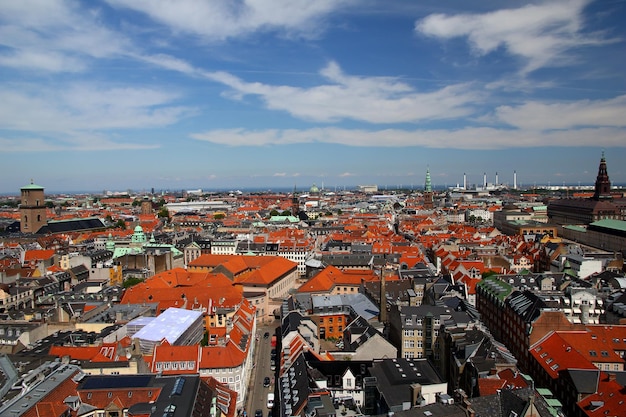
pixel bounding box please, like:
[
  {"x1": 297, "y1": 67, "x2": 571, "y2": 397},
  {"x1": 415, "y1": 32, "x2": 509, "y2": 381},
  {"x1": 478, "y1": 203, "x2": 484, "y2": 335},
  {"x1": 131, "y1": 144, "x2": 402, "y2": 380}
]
[{"x1": 21, "y1": 179, "x2": 44, "y2": 190}]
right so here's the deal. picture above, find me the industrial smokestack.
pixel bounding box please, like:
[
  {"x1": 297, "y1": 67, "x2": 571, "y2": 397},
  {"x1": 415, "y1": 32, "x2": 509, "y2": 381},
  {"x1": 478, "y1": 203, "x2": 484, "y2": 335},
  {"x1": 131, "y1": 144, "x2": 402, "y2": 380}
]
[
  {"x1": 514, "y1": 171, "x2": 517, "y2": 190},
  {"x1": 495, "y1": 172, "x2": 498, "y2": 186},
  {"x1": 483, "y1": 172, "x2": 487, "y2": 188},
  {"x1": 463, "y1": 173, "x2": 467, "y2": 190}
]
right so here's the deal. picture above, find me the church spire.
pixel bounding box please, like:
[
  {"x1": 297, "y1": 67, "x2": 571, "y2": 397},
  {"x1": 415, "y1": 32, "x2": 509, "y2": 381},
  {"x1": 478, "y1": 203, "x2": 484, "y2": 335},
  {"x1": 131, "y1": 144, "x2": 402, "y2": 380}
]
[
  {"x1": 425, "y1": 167, "x2": 432, "y2": 193},
  {"x1": 423, "y1": 167, "x2": 434, "y2": 209},
  {"x1": 593, "y1": 151, "x2": 611, "y2": 200}
]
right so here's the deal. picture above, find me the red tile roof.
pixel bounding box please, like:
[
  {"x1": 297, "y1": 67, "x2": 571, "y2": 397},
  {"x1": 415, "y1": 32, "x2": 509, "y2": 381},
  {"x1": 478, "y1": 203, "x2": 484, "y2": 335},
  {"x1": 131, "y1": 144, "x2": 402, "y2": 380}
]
[{"x1": 23, "y1": 249, "x2": 55, "y2": 262}]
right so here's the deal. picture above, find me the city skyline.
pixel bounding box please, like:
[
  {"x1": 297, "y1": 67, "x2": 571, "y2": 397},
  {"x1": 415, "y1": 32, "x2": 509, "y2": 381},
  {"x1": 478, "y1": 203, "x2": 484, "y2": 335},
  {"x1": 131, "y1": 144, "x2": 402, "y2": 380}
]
[{"x1": 1, "y1": 0, "x2": 625, "y2": 194}]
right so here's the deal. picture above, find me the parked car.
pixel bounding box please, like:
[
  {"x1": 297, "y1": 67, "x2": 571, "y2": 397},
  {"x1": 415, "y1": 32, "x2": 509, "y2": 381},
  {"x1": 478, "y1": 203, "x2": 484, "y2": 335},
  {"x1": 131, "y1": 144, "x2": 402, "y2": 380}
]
[
  {"x1": 263, "y1": 376, "x2": 270, "y2": 387},
  {"x1": 255, "y1": 409, "x2": 263, "y2": 417},
  {"x1": 267, "y1": 393, "x2": 274, "y2": 409},
  {"x1": 264, "y1": 331, "x2": 270, "y2": 339}
]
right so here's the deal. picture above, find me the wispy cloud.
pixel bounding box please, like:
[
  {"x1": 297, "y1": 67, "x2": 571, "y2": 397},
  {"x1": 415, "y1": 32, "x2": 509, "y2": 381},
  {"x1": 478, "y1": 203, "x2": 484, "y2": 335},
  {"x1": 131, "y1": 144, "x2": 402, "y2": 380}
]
[
  {"x1": 105, "y1": 0, "x2": 355, "y2": 41},
  {"x1": 0, "y1": 0, "x2": 130, "y2": 72},
  {"x1": 0, "y1": 84, "x2": 194, "y2": 151},
  {"x1": 0, "y1": 85, "x2": 194, "y2": 133},
  {"x1": 191, "y1": 126, "x2": 626, "y2": 149},
  {"x1": 206, "y1": 61, "x2": 479, "y2": 123},
  {"x1": 493, "y1": 95, "x2": 626, "y2": 129},
  {"x1": 416, "y1": 0, "x2": 609, "y2": 73}
]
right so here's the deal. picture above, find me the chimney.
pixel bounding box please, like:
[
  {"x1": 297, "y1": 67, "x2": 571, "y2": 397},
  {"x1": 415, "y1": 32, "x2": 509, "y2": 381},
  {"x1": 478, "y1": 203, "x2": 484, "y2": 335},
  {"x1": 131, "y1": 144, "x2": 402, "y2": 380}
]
[{"x1": 514, "y1": 170, "x2": 517, "y2": 190}]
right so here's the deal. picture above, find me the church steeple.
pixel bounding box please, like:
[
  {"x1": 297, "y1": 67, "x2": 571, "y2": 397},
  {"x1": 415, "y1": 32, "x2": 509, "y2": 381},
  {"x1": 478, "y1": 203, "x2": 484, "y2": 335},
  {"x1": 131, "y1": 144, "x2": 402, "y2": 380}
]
[
  {"x1": 425, "y1": 168, "x2": 432, "y2": 193},
  {"x1": 423, "y1": 167, "x2": 434, "y2": 209},
  {"x1": 593, "y1": 151, "x2": 612, "y2": 200},
  {"x1": 291, "y1": 185, "x2": 299, "y2": 217}
]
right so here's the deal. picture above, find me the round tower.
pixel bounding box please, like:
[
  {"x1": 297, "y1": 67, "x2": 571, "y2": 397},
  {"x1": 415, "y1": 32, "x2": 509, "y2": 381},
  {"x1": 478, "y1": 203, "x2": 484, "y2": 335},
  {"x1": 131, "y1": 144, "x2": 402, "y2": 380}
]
[{"x1": 20, "y1": 180, "x2": 47, "y2": 233}]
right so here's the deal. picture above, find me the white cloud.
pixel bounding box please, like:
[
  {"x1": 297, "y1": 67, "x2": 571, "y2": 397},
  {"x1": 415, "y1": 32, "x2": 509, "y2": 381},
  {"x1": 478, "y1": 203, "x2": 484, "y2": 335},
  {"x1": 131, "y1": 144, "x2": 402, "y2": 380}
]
[
  {"x1": 0, "y1": 133, "x2": 159, "y2": 152},
  {"x1": 0, "y1": 85, "x2": 193, "y2": 133},
  {"x1": 191, "y1": 126, "x2": 626, "y2": 149},
  {"x1": 105, "y1": 0, "x2": 355, "y2": 41},
  {"x1": 494, "y1": 95, "x2": 626, "y2": 130},
  {"x1": 416, "y1": 0, "x2": 607, "y2": 73},
  {"x1": 0, "y1": 0, "x2": 130, "y2": 72},
  {"x1": 205, "y1": 61, "x2": 479, "y2": 123}
]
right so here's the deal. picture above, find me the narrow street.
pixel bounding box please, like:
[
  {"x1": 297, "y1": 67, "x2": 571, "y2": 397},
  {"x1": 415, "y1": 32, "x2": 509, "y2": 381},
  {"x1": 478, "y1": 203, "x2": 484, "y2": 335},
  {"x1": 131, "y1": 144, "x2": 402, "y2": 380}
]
[{"x1": 245, "y1": 321, "x2": 278, "y2": 417}]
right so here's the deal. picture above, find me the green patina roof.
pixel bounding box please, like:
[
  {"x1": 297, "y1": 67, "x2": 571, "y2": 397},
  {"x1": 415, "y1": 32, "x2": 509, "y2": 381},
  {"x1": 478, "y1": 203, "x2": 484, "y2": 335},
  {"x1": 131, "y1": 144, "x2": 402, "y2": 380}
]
[
  {"x1": 21, "y1": 181, "x2": 44, "y2": 190},
  {"x1": 563, "y1": 225, "x2": 587, "y2": 232},
  {"x1": 269, "y1": 215, "x2": 299, "y2": 223},
  {"x1": 477, "y1": 275, "x2": 513, "y2": 301},
  {"x1": 590, "y1": 219, "x2": 626, "y2": 233}
]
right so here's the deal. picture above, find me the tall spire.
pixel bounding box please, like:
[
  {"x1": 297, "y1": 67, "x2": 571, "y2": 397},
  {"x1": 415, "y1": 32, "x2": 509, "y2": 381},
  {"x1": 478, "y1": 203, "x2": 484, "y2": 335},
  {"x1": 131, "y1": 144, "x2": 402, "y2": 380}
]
[
  {"x1": 425, "y1": 167, "x2": 432, "y2": 192},
  {"x1": 593, "y1": 151, "x2": 611, "y2": 200},
  {"x1": 424, "y1": 167, "x2": 434, "y2": 209}
]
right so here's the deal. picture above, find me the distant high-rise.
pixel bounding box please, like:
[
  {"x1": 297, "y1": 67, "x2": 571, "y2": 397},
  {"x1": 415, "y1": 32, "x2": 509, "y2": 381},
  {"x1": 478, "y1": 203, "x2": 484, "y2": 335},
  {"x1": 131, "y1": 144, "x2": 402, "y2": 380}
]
[{"x1": 19, "y1": 180, "x2": 47, "y2": 233}]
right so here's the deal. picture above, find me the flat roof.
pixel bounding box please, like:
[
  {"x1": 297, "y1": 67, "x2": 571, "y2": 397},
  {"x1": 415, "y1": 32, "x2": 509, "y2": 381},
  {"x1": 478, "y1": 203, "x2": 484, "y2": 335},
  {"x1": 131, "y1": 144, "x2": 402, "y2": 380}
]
[
  {"x1": 133, "y1": 308, "x2": 202, "y2": 343},
  {"x1": 589, "y1": 219, "x2": 626, "y2": 232}
]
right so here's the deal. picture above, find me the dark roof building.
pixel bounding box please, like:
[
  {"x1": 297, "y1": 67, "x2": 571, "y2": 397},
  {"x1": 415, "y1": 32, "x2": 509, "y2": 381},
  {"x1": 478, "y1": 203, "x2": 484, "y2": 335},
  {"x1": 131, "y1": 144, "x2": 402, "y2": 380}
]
[{"x1": 548, "y1": 153, "x2": 623, "y2": 225}]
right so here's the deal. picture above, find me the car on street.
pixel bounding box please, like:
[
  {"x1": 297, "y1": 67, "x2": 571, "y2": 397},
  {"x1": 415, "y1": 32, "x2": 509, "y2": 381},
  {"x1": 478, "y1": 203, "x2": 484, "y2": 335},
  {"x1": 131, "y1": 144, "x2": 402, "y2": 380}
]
[
  {"x1": 264, "y1": 331, "x2": 270, "y2": 339},
  {"x1": 263, "y1": 376, "x2": 270, "y2": 387},
  {"x1": 255, "y1": 409, "x2": 263, "y2": 417},
  {"x1": 267, "y1": 393, "x2": 274, "y2": 409}
]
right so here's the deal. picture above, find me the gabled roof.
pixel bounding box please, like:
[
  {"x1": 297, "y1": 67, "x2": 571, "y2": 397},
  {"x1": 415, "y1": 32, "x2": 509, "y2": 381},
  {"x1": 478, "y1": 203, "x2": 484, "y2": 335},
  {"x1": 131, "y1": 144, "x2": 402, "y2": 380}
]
[
  {"x1": 530, "y1": 331, "x2": 596, "y2": 380},
  {"x1": 151, "y1": 344, "x2": 199, "y2": 374},
  {"x1": 23, "y1": 249, "x2": 56, "y2": 262}
]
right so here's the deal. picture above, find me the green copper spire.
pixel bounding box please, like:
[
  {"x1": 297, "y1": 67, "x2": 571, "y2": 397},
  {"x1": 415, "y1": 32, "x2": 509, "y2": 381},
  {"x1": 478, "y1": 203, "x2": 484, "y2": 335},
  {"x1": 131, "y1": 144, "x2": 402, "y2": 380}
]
[{"x1": 425, "y1": 168, "x2": 432, "y2": 192}]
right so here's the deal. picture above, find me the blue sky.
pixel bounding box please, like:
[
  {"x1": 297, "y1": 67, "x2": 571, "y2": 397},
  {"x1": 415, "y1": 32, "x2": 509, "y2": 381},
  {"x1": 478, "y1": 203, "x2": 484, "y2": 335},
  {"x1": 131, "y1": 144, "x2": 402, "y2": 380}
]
[{"x1": 1, "y1": 0, "x2": 625, "y2": 194}]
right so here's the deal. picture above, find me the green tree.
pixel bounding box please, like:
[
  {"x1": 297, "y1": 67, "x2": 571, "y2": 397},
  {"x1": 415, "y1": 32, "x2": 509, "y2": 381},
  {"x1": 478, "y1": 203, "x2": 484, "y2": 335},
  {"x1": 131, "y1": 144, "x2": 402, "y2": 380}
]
[
  {"x1": 482, "y1": 270, "x2": 498, "y2": 279},
  {"x1": 269, "y1": 209, "x2": 280, "y2": 217},
  {"x1": 132, "y1": 199, "x2": 141, "y2": 207},
  {"x1": 281, "y1": 210, "x2": 291, "y2": 216},
  {"x1": 45, "y1": 201, "x2": 54, "y2": 208},
  {"x1": 157, "y1": 207, "x2": 170, "y2": 219},
  {"x1": 115, "y1": 219, "x2": 126, "y2": 229},
  {"x1": 123, "y1": 277, "x2": 144, "y2": 288},
  {"x1": 214, "y1": 213, "x2": 225, "y2": 220}
]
